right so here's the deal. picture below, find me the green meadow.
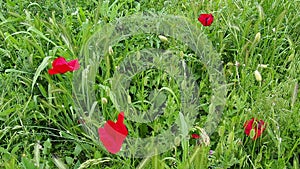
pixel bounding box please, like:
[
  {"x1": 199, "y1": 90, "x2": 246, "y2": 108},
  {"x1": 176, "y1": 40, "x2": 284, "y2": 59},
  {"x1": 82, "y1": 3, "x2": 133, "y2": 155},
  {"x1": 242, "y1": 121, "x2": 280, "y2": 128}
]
[{"x1": 0, "y1": 0, "x2": 299, "y2": 168}]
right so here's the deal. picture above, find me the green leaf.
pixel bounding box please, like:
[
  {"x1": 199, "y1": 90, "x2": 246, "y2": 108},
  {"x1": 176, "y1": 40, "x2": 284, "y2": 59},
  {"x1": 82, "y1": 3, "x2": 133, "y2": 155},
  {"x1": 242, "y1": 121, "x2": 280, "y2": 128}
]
[
  {"x1": 42, "y1": 138, "x2": 52, "y2": 155},
  {"x1": 53, "y1": 156, "x2": 67, "y2": 169},
  {"x1": 22, "y1": 157, "x2": 37, "y2": 169},
  {"x1": 65, "y1": 156, "x2": 74, "y2": 165},
  {"x1": 94, "y1": 151, "x2": 102, "y2": 159},
  {"x1": 31, "y1": 56, "x2": 52, "y2": 93},
  {"x1": 74, "y1": 144, "x2": 82, "y2": 157},
  {"x1": 0, "y1": 107, "x2": 15, "y2": 116},
  {"x1": 179, "y1": 112, "x2": 188, "y2": 137},
  {"x1": 28, "y1": 26, "x2": 57, "y2": 46}
]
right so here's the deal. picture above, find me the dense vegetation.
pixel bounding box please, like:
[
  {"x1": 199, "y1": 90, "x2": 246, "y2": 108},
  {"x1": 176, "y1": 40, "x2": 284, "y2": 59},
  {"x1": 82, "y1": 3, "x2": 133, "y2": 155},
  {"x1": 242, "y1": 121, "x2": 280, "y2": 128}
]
[{"x1": 0, "y1": 0, "x2": 299, "y2": 168}]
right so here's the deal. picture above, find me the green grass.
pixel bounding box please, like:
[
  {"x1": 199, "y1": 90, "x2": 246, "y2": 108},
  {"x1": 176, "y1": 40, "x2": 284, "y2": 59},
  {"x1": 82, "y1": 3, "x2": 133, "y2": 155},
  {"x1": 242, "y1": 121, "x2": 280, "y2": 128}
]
[{"x1": 0, "y1": 0, "x2": 300, "y2": 168}]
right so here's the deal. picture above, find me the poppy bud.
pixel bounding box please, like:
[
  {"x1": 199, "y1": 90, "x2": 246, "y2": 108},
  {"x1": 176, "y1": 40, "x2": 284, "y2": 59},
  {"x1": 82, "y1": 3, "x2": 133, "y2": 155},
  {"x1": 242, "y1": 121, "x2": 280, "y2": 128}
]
[
  {"x1": 258, "y1": 64, "x2": 268, "y2": 68},
  {"x1": 253, "y1": 32, "x2": 261, "y2": 44},
  {"x1": 218, "y1": 126, "x2": 225, "y2": 137},
  {"x1": 158, "y1": 35, "x2": 168, "y2": 42},
  {"x1": 179, "y1": 51, "x2": 184, "y2": 58},
  {"x1": 101, "y1": 97, "x2": 108, "y2": 104},
  {"x1": 226, "y1": 62, "x2": 234, "y2": 66},
  {"x1": 227, "y1": 131, "x2": 234, "y2": 143},
  {"x1": 254, "y1": 70, "x2": 262, "y2": 82},
  {"x1": 127, "y1": 94, "x2": 131, "y2": 104},
  {"x1": 249, "y1": 129, "x2": 256, "y2": 139},
  {"x1": 174, "y1": 136, "x2": 181, "y2": 147},
  {"x1": 108, "y1": 46, "x2": 114, "y2": 55}
]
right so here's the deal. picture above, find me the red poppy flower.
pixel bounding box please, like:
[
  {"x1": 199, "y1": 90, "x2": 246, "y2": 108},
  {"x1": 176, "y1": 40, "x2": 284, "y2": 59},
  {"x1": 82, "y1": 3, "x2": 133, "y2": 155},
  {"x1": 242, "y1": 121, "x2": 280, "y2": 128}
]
[
  {"x1": 198, "y1": 14, "x2": 214, "y2": 26},
  {"x1": 98, "y1": 112, "x2": 128, "y2": 154},
  {"x1": 48, "y1": 57, "x2": 80, "y2": 75},
  {"x1": 191, "y1": 133, "x2": 200, "y2": 139},
  {"x1": 244, "y1": 118, "x2": 266, "y2": 140}
]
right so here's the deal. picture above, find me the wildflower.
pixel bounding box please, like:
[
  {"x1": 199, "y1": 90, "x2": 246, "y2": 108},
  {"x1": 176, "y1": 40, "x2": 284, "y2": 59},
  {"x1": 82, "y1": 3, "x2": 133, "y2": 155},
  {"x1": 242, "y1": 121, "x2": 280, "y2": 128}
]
[
  {"x1": 98, "y1": 112, "x2": 128, "y2": 154},
  {"x1": 244, "y1": 118, "x2": 266, "y2": 140},
  {"x1": 198, "y1": 14, "x2": 214, "y2": 26},
  {"x1": 48, "y1": 57, "x2": 80, "y2": 75}
]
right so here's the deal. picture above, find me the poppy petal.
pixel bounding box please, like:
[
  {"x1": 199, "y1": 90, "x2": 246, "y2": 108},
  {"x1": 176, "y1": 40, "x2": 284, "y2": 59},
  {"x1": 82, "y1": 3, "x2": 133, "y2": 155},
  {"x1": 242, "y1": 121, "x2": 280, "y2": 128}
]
[
  {"x1": 107, "y1": 112, "x2": 128, "y2": 136},
  {"x1": 52, "y1": 57, "x2": 68, "y2": 67},
  {"x1": 48, "y1": 57, "x2": 80, "y2": 75},
  {"x1": 98, "y1": 123, "x2": 127, "y2": 154},
  {"x1": 191, "y1": 133, "x2": 200, "y2": 139},
  {"x1": 244, "y1": 118, "x2": 266, "y2": 140},
  {"x1": 67, "y1": 59, "x2": 80, "y2": 71},
  {"x1": 98, "y1": 112, "x2": 128, "y2": 154},
  {"x1": 48, "y1": 68, "x2": 59, "y2": 75},
  {"x1": 244, "y1": 118, "x2": 255, "y2": 136}
]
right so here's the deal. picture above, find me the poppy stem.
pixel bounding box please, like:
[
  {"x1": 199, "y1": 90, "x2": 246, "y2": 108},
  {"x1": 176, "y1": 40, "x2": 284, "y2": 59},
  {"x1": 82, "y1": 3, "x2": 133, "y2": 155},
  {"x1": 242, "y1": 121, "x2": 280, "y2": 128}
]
[
  {"x1": 105, "y1": 53, "x2": 111, "y2": 80},
  {"x1": 251, "y1": 139, "x2": 256, "y2": 159}
]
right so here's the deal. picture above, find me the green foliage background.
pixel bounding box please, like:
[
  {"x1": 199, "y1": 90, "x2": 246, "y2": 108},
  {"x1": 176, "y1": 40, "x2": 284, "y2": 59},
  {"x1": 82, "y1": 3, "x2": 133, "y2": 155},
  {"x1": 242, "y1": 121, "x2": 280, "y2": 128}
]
[{"x1": 0, "y1": 0, "x2": 299, "y2": 168}]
